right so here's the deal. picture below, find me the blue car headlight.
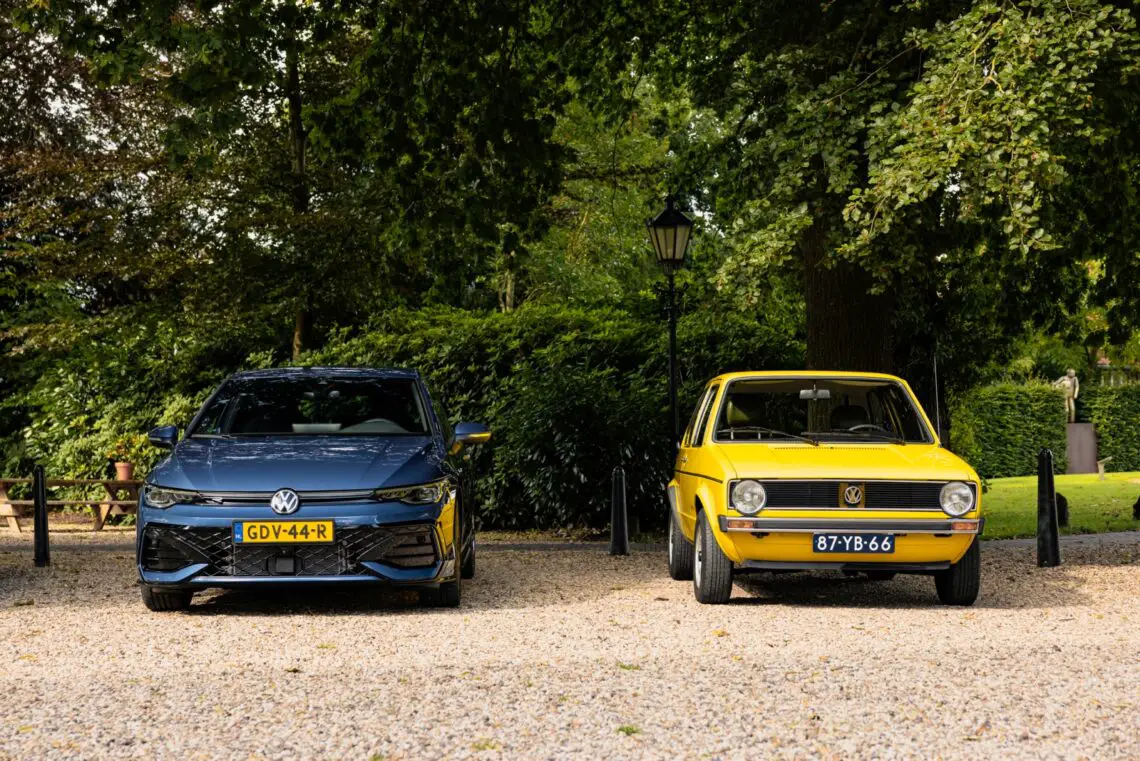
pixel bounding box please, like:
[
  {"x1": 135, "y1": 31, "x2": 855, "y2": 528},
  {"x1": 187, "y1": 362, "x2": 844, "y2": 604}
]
[
  {"x1": 373, "y1": 480, "x2": 448, "y2": 505},
  {"x1": 143, "y1": 485, "x2": 198, "y2": 509}
]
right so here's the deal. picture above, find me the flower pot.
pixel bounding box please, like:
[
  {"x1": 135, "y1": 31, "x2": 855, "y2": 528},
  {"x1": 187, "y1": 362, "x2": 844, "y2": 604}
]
[{"x1": 114, "y1": 462, "x2": 134, "y2": 482}]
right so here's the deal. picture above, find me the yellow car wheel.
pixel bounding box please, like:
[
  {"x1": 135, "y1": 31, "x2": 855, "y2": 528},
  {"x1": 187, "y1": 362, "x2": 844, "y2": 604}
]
[
  {"x1": 667, "y1": 512, "x2": 694, "y2": 581},
  {"x1": 693, "y1": 512, "x2": 733, "y2": 604},
  {"x1": 934, "y1": 539, "x2": 980, "y2": 606},
  {"x1": 461, "y1": 540, "x2": 476, "y2": 580}
]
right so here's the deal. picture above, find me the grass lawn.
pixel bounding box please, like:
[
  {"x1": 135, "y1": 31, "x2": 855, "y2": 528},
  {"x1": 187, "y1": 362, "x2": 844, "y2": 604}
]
[{"x1": 983, "y1": 471, "x2": 1140, "y2": 540}]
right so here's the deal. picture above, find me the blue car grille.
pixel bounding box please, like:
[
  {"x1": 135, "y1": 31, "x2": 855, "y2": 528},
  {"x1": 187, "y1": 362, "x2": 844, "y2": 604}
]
[{"x1": 142, "y1": 524, "x2": 438, "y2": 576}]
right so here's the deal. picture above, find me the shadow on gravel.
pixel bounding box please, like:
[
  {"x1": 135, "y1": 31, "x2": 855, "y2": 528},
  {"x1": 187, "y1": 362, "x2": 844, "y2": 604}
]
[
  {"x1": 186, "y1": 586, "x2": 429, "y2": 616},
  {"x1": 5, "y1": 539, "x2": 1134, "y2": 613},
  {"x1": 726, "y1": 538, "x2": 1137, "y2": 610},
  {"x1": 732, "y1": 564, "x2": 1097, "y2": 612},
  {"x1": 188, "y1": 551, "x2": 665, "y2": 615}
]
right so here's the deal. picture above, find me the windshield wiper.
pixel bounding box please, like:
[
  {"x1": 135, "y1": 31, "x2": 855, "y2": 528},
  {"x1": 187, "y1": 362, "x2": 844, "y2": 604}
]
[
  {"x1": 717, "y1": 426, "x2": 819, "y2": 446},
  {"x1": 803, "y1": 430, "x2": 906, "y2": 445}
]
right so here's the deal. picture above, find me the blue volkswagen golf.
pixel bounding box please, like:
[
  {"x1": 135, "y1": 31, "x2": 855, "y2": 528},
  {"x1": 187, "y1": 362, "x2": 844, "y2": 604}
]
[{"x1": 136, "y1": 367, "x2": 489, "y2": 611}]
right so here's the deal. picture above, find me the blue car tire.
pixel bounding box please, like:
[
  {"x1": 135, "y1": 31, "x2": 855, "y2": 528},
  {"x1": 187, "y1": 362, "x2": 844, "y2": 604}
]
[{"x1": 141, "y1": 585, "x2": 193, "y2": 612}]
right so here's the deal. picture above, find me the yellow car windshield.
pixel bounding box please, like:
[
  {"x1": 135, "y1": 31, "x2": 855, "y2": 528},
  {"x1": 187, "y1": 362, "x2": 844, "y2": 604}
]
[{"x1": 713, "y1": 377, "x2": 933, "y2": 444}]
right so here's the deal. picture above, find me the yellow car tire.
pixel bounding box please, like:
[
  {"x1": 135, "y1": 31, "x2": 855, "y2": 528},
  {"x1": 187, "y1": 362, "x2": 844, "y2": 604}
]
[
  {"x1": 461, "y1": 541, "x2": 476, "y2": 580},
  {"x1": 667, "y1": 512, "x2": 694, "y2": 581},
  {"x1": 693, "y1": 512, "x2": 733, "y2": 604},
  {"x1": 934, "y1": 539, "x2": 980, "y2": 606}
]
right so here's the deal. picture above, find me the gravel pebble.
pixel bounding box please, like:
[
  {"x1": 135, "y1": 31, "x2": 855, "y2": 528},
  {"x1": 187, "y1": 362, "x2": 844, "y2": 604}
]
[{"x1": 0, "y1": 532, "x2": 1137, "y2": 760}]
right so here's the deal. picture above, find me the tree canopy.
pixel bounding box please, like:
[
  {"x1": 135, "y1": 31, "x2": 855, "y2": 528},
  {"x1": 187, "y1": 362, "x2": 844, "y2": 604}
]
[
  {"x1": 646, "y1": 0, "x2": 1140, "y2": 389},
  {"x1": 3, "y1": 0, "x2": 1140, "y2": 487}
]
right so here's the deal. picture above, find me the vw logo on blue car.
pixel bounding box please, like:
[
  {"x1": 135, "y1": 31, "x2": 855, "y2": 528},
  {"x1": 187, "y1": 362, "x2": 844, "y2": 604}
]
[
  {"x1": 270, "y1": 488, "x2": 300, "y2": 515},
  {"x1": 136, "y1": 366, "x2": 492, "y2": 612}
]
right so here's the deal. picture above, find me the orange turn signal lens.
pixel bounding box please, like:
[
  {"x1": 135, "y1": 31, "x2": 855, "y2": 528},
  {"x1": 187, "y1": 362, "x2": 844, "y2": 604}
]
[
  {"x1": 951, "y1": 521, "x2": 976, "y2": 532},
  {"x1": 725, "y1": 519, "x2": 757, "y2": 530}
]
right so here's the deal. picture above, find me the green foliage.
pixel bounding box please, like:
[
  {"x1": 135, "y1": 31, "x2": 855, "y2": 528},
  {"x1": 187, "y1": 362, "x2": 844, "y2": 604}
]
[
  {"x1": 950, "y1": 384, "x2": 1068, "y2": 479},
  {"x1": 9, "y1": 0, "x2": 657, "y2": 359},
  {"x1": 11, "y1": 309, "x2": 239, "y2": 480},
  {"x1": 5, "y1": 0, "x2": 1140, "y2": 536},
  {"x1": 307, "y1": 303, "x2": 801, "y2": 528},
  {"x1": 1, "y1": 300, "x2": 800, "y2": 529},
  {"x1": 997, "y1": 329, "x2": 1096, "y2": 386},
  {"x1": 1084, "y1": 384, "x2": 1140, "y2": 472},
  {"x1": 517, "y1": 88, "x2": 675, "y2": 307},
  {"x1": 649, "y1": 0, "x2": 1140, "y2": 378}
]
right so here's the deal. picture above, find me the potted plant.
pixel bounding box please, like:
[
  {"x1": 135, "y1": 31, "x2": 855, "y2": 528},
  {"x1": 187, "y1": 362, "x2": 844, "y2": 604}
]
[{"x1": 107, "y1": 434, "x2": 148, "y2": 481}]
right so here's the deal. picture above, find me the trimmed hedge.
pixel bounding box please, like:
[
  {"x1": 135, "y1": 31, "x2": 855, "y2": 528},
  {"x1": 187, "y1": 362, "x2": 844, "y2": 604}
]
[
  {"x1": 11, "y1": 303, "x2": 801, "y2": 529},
  {"x1": 1084, "y1": 384, "x2": 1140, "y2": 472},
  {"x1": 949, "y1": 384, "x2": 1068, "y2": 479},
  {"x1": 1074, "y1": 382, "x2": 1100, "y2": 424},
  {"x1": 307, "y1": 304, "x2": 802, "y2": 529}
]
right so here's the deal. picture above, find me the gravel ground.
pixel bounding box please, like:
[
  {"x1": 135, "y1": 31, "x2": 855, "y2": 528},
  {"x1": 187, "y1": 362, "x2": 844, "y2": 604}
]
[{"x1": 0, "y1": 531, "x2": 1137, "y2": 761}]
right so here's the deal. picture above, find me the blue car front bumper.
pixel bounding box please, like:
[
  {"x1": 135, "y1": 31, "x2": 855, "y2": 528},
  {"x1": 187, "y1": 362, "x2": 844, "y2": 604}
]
[{"x1": 137, "y1": 500, "x2": 455, "y2": 589}]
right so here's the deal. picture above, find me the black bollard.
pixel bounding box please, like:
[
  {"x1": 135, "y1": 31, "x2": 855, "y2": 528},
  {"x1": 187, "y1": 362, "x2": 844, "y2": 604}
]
[
  {"x1": 1036, "y1": 449, "x2": 1061, "y2": 567},
  {"x1": 609, "y1": 467, "x2": 629, "y2": 556},
  {"x1": 32, "y1": 464, "x2": 50, "y2": 567}
]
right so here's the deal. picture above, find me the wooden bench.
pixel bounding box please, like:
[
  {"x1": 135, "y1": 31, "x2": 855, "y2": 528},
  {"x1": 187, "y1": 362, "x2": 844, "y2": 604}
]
[{"x1": 0, "y1": 478, "x2": 141, "y2": 532}]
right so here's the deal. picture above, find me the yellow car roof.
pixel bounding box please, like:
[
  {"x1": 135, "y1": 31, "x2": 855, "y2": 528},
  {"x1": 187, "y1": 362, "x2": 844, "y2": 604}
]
[{"x1": 708, "y1": 370, "x2": 905, "y2": 384}]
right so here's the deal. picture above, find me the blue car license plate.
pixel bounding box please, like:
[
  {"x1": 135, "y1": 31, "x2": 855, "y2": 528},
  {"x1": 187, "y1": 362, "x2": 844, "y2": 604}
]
[{"x1": 813, "y1": 534, "x2": 895, "y2": 554}]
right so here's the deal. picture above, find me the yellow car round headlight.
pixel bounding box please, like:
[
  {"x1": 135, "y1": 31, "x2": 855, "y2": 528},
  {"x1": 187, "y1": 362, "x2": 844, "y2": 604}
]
[
  {"x1": 939, "y1": 481, "x2": 975, "y2": 517},
  {"x1": 731, "y1": 480, "x2": 767, "y2": 515}
]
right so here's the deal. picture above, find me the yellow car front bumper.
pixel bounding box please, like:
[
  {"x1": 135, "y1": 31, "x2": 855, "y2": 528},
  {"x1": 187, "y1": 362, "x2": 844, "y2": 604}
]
[{"x1": 713, "y1": 515, "x2": 982, "y2": 570}]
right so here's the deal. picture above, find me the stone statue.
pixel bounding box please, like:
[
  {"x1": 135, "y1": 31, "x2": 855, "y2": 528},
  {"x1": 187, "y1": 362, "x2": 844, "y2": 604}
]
[{"x1": 1053, "y1": 368, "x2": 1079, "y2": 423}]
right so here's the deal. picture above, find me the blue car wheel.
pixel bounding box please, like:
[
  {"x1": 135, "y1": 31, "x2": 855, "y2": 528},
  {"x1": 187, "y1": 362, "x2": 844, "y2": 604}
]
[{"x1": 141, "y1": 585, "x2": 193, "y2": 612}]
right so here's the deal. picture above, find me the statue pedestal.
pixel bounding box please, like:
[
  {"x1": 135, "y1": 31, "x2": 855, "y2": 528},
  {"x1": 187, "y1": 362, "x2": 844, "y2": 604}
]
[{"x1": 1065, "y1": 423, "x2": 1097, "y2": 474}]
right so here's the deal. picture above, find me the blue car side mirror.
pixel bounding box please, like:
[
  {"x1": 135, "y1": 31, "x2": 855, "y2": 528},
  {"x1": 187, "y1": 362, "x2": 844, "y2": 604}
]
[
  {"x1": 451, "y1": 422, "x2": 491, "y2": 453},
  {"x1": 148, "y1": 425, "x2": 179, "y2": 449}
]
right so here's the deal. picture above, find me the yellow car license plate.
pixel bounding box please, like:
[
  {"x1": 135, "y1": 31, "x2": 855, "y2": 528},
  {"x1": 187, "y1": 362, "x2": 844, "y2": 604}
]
[{"x1": 233, "y1": 521, "x2": 334, "y2": 544}]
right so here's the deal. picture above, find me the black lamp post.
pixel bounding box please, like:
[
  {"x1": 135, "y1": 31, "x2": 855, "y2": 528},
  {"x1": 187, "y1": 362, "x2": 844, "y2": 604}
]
[{"x1": 646, "y1": 198, "x2": 694, "y2": 443}]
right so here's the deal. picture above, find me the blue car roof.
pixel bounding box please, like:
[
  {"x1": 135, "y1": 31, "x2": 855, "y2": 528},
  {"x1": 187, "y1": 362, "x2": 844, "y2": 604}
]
[{"x1": 230, "y1": 366, "x2": 420, "y2": 381}]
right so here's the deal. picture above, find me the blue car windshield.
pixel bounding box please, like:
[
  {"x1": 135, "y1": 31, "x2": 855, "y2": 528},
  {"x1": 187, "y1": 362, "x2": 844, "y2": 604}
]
[{"x1": 190, "y1": 377, "x2": 430, "y2": 436}]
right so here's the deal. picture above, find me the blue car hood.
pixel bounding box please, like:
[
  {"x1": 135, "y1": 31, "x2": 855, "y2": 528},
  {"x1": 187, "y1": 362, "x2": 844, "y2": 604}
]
[{"x1": 149, "y1": 436, "x2": 443, "y2": 492}]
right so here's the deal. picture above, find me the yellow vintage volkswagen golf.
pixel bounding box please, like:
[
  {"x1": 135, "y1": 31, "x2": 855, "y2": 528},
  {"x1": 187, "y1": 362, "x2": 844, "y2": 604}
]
[{"x1": 667, "y1": 371, "x2": 982, "y2": 606}]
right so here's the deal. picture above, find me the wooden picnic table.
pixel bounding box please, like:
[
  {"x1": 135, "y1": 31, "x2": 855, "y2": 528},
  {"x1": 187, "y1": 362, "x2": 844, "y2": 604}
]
[{"x1": 0, "y1": 478, "x2": 141, "y2": 532}]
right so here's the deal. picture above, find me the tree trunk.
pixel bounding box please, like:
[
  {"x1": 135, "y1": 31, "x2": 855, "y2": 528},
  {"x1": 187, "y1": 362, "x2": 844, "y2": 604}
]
[
  {"x1": 500, "y1": 270, "x2": 515, "y2": 313},
  {"x1": 802, "y1": 222, "x2": 895, "y2": 372},
  {"x1": 292, "y1": 307, "x2": 306, "y2": 363},
  {"x1": 498, "y1": 249, "x2": 516, "y2": 312},
  {"x1": 286, "y1": 44, "x2": 309, "y2": 361},
  {"x1": 286, "y1": 47, "x2": 308, "y2": 217}
]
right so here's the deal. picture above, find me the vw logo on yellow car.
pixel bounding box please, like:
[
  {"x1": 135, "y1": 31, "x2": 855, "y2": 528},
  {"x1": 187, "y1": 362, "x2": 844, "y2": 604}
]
[
  {"x1": 270, "y1": 488, "x2": 301, "y2": 515},
  {"x1": 841, "y1": 484, "x2": 865, "y2": 508}
]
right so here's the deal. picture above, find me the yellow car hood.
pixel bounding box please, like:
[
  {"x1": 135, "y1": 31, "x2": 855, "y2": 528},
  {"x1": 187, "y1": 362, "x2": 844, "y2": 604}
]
[{"x1": 713, "y1": 442, "x2": 976, "y2": 482}]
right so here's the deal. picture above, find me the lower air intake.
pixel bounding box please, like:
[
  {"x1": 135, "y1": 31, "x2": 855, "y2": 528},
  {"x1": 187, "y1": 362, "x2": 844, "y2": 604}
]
[{"x1": 141, "y1": 524, "x2": 439, "y2": 575}]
